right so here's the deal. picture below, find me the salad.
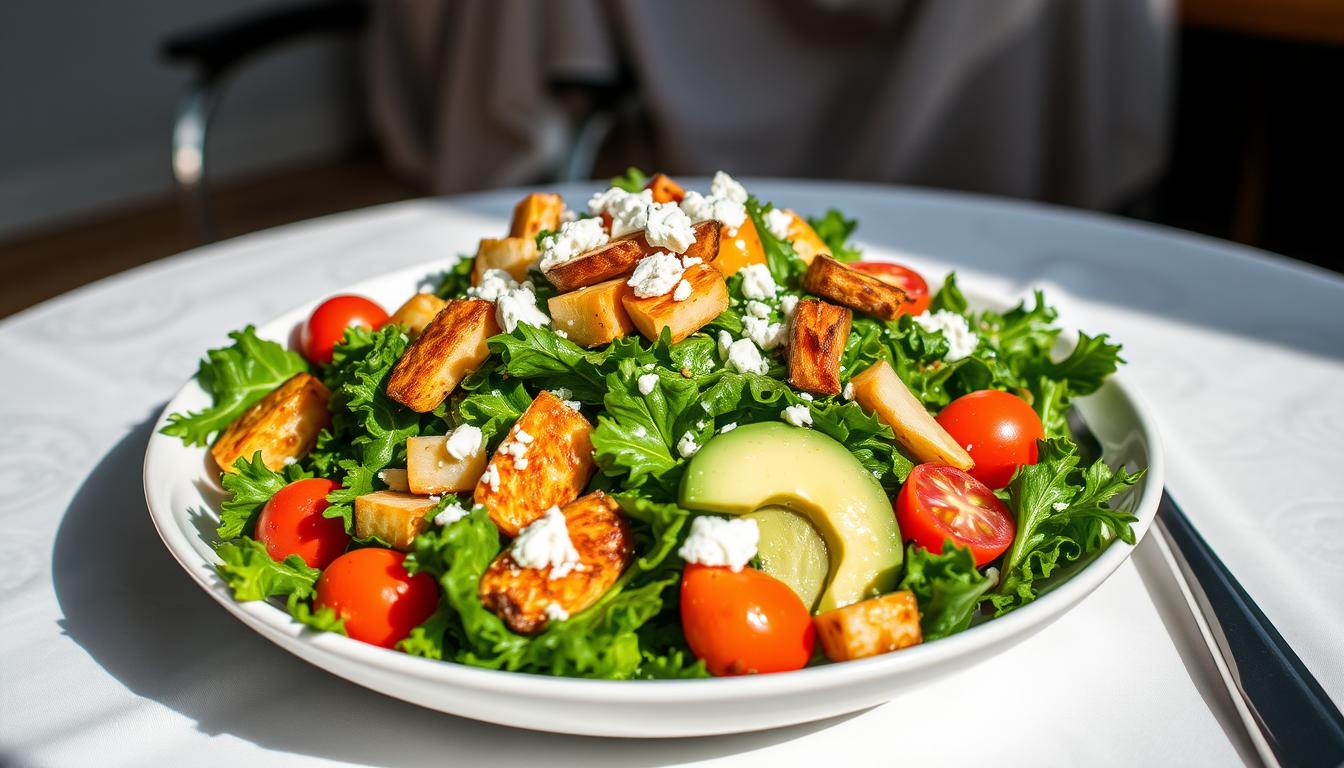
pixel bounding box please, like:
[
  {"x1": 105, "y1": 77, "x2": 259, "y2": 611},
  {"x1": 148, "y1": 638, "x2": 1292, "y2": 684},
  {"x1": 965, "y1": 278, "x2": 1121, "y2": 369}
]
[{"x1": 163, "y1": 169, "x2": 1144, "y2": 679}]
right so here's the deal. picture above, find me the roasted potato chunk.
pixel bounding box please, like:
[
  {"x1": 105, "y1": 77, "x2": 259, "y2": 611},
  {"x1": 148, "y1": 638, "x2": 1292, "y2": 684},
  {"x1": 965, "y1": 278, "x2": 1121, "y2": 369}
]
[
  {"x1": 472, "y1": 237, "x2": 538, "y2": 284},
  {"x1": 544, "y1": 220, "x2": 721, "y2": 292},
  {"x1": 479, "y1": 492, "x2": 634, "y2": 634},
  {"x1": 378, "y1": 468, "x2": 410, "y2": 492},
  {"x1": 509, "y1": 192, "x2": 565, "y2": 241},
  {"x1": 547, "y1": 277, "x2": 635, "y2": 348},
  {"x1": 788, "y1": 299, "x2": 852, "y2": 396},
  {"x1": 474, "y1": 391, "x2": 595, "y2": 536},
  {"x1": 388, "y1": 293, "x2": 447, "y2": 337},
  {"x1": 711, "y1": 216, "x2": 766, "y2": 276},
  {"x1": 814, "y1": 591, "x2": 922, "y2": 662},
  {"x1": 850, "y1": 359, "x2": 974, "y2": 470},
  {"x1": 802, "y1": 255, "x2": 912, "y2": 320},
  {"x1": 387, "y1": 298, "x2": 499, "y2": 413},
  {"x1": 354, "y1": 490, "x2": 434, "y2": 550},
  {"x1": 645, "y1": 173, "x2": 685, "y2": 203},
  {"x1": 621, "y1": 264, "x2": 729, "y2": 344},
  {"x1": 211, "y1": 372, "x2": 331, "y2": 473},
  {"x1": 785, "y1": 210, "x2": 830, "y2": 265},
  {"x1": 406, "y1": 433, "x2": 486, "y2": 494}
]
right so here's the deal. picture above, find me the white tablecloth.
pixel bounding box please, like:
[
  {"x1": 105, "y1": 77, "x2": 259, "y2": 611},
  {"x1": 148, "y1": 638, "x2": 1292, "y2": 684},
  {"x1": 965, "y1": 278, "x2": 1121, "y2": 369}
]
[{"x1": 3, "y1": 182, "x2": 1341, "y2": 767}]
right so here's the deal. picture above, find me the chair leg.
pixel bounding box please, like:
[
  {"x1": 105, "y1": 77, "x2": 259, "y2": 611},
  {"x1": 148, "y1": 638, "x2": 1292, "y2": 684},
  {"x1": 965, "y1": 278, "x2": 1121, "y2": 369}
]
[{"x1": 172, "y1": 79, "x2": 217, "y2": 243}]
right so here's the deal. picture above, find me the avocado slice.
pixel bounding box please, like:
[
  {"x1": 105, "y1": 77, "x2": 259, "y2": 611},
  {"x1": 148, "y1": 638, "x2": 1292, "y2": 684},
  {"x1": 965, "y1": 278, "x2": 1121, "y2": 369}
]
[
  {"x1": 744, "y1": 506, "x2": 829, "y2": 611},
  {"x1": 680, "y1": 422, "x2": 902, "y2": 613}
]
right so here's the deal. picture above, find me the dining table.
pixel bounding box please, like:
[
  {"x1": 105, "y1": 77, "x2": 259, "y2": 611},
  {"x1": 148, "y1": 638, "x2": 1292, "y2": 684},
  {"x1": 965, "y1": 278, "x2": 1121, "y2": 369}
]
[{"x1": 3, "y1": 180, "x2": 1341, "y2": 767}]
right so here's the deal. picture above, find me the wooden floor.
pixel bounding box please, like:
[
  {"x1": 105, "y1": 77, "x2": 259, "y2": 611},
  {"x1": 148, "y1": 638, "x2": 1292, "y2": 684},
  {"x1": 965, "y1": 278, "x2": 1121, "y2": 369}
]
[{"x1": 0, "y1": 151, "x2": 415, "y2": 319}]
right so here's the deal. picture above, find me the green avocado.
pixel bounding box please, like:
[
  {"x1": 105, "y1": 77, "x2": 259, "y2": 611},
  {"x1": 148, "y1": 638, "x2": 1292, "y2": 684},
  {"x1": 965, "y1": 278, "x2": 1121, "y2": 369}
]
[{"x1": 679, "y1": 422, "x2": 902, "y2": 613}]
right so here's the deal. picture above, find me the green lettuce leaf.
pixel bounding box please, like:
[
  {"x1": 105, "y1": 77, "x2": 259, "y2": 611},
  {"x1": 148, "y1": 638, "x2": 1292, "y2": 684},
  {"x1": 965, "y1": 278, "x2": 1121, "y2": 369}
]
[
  {"x1": 217, "y1": 452, "x2": 312, "y2": 540},
  {"x1": 806, "y1": 209, "x2": 862, "y2": 262},
  {"x1": 214, "y1": 536, "x2": 319, "y2": 601},
  {"x1": 747, "y1": 198, "x2": 808, "y2": 286},
  {"x1": 431, "y1": 256, "x2": 476, "y2": 299},
  {"x1": 610, "y1": 167, "x2": 649, "y2": 193},
  {"x1": 899, "y1": 543, "x2": 993, "y2": 641}
]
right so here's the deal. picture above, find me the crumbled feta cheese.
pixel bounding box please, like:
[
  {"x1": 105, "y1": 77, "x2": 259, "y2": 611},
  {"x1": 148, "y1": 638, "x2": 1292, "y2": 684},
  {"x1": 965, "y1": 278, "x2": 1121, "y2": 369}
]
[
  {"x1": 742, "y1": 315, "x2": 786, "y2": 350},
  {"x1": 842, "y1": 381, "x2": 855, "y2": 400},
  {"x1": 481, "y1": 462, "x2": 501, "y2": 492},
  {"x1": 510, "y1": 507, "x2": 582, "y2": 579},
  {"x1": 644, "y1": 201, "x2": 697, "y2": 253},
  {"x1": 799, "y1": 392, "x2": 814, "y2": 401},
  {"x1": 555, "y1": 329, "x2": 568, "y2": 339},
  {"x1": 433, "y1": 501, "x2": 471, "y2": 527},
  {"x1": 467, "y1": 268, "x2": 518, "y2": 302},
  {"x1": 495, "y1": 283, "x2": 550, "y2": 333},
  {"x1": 513, "y1": 427, "x2": 533, "y2": 444},
  {"x1": 672, "y1": 278, "x2": 693, "y2": 302},
  {"x1": 600, "y1": 188, "x2": 656, "y2": 237},
  {"x1": 984, "y1": 566, "x2": 1001, "y2": 588},
  {"x1": 746, "y1": 300, "x2": 772, "y2": 318},
  {"x1": 1052, "y1": 502, "x2": 1069, "y2": 512},
  {"x1": 550, "y1": 388, "x2": 582, "y2": 411},
  {"x1": 681, "y1": 254, "x2": 703, "y2": 268},
  {"x1": 677, "y1": 431, "x2": 700, "y2": 458},
  {"x1": 739, "y1": 264, "x2": 778, "y2": 299},
  {"x1": 678, "y1": 190, "x2": 747, "y2": 229},
  {"x1": 637, "y1": 372, "x2": 659, "y2": 395},
  {"x1": 718, "y1": 422, "x2": 737, "y2": 433},
  {"x1": 710, "y1": 171, "x2": 749, "y2": 204},
  {"x1": 725, "y1": 338, "x2": 768, "y2": 374},
  {"x1": 282, "y1": 456, "x2": 297, "y2": 467},
  {"x1": 445, "y1": 424, "x2": 483, "y2": 460},
  {"x1": 781, "y1": 403, "x2": 813, "y2": 428},
  {"x1": 539, "y1": 217, "x2": 610, "y2": 270},
  {"x1": 545, "y1": 603, "x2": 570, "y2": 622},
  {"x1": 560, "y1": 208, "x2": 578, "y2": 223},
  {"x1": 717, "y1": 330, "x2": 734, "y2": 359},
  {"x1": 377, "y1": 468, "x2": 409, "y2": 492},
  {"x1": 497, "y1": 433, "x2": 529, "y2": 466},
  {"x1": 678, "y1": 515, "x2": 758, "y2": 571},
  {"x1": 627, "y1": 252, "x2": 686, "y2": 297},
  {"x1": 779, "y1": 294, "x2": 799, "y2": 320},
  {"x1": 913, "y1": 309, "x2": 980, "y2": 361},
  {"x1": 763, "y1": 208, "x2": 793, "y2": 241}
]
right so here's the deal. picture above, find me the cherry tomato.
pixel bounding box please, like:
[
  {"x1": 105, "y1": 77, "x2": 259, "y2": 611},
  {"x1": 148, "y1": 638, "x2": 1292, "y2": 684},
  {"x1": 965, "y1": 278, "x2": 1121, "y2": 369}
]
[
  {"x1": 896, "y1": 464, "x2": 1016, "y2": 566},
  {"x1": 852, "y1": 261, "x2": 930, "y2": 315},
  {"x1": 300, "y1": 295, "x2": 389, "y2": 365},
  {"x1": 255, "y1": 477, "x2": 348, "y2": 569},
  {"x1": 680, "y1": 564, "x2": 815, "y2": 676},
  {"x1": 314, "y1": 548, "x2": 439, "y2": 648},
  {"x1": 936, "y1": 389, "x2": 1044, "y2": 489}
]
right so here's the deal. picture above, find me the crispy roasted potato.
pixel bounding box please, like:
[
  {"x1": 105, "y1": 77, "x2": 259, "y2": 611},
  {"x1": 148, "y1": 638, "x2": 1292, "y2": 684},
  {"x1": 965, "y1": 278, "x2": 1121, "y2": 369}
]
[
  {"x1": 546, "y1": 277, "x2": 635, "y2": 348},
  {"x1": 474, "y1": 391, "x2": 595, "y2": 536},
  {"x1": 406, "y1": 433, "x2": 486, "y2": 494},
  {"x1": 388, "y1": 293, "x2": 447, "y2": 337},
  {"x1": 472, "y1": 237, "x2": 538, "y2": 284},
  {"x1": 788, "y1": 299, "x2": 852, "y2": 396},
  {"x1": 710, "y1": 216, "x2": 766, "y2": 276},
  {"x1": 479, "y1": 492, "x2": 634, "y2": 634},
  {"x1": 211, "y1": 372, "x2": 331, "y2": 473},
  {"x1": 801, "y1": 255, "x2": 911, "y2": 320},
  {"x1": 785, "y1": 210, "x2": 830, "y2": 265},
  {"x1": 354, "y1": 490, "x2": 434, "y2": 550},
  {"x1": 621, "y1": 263, "x2": 729, "y2": 344},
  {"x1": 814, "y1": 591, "x2": 922, "y2": 661},
  {"x1": 509, "y1": 192, "x2": 565, "y2": 241},
  {"x1": 544, "y1": 220, "x2": 721, "y2": 292},
  {"x1": 850, "y1": 359, "x2": 974, "y2": 470},
  {"x1": 387, "y1": 298, "x2": 499, "y2": 413},
  {"x1": 645, "y1": 173, "x2": 685, "y2": 203}
]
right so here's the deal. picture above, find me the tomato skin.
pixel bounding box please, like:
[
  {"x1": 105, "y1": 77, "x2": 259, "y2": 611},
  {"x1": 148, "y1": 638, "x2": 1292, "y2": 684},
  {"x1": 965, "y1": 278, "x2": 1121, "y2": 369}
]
[
  {"x1": 255, "y1": 478, "x2": 348, "y2": 569},
  {"x1": 936, "y1": 390, "x2": 1044, "y2": 489},
  {"x1": 852, "y1": 262, "x2": 931, "y2": 315},
  {"x1": 300, "y1": 295, "x2": 389, "y2": 365},
  {"x1": 680, "y1": 564, "x2": 815, "y2": 676},
  {"x1": 314, "y1": 549, "x2": 439, "y2": 649},
  {"x1": 896, "y1": 464, "x2": 1016, "y2": 566}
]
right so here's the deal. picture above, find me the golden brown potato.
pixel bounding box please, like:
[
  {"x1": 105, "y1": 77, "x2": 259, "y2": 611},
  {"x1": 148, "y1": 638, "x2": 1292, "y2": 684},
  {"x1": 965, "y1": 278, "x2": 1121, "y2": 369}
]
[
  {"x1": 710, "y1": 216, "x2": 766, "y2": 277},
  {"x1": 406, "y1": 433, "x2": 486, "y2": 494},
  {"x1": 850, "y1": 359, "x2": 974, "y2": 470},
  {"x1": 785, "y1": 210, "x2": 830, "y2": 265},
  {"x1": 388, "y1": 293, "x2": 447, "y2": 337},
  {"x1": 814, "y1": 591, "x2": 922, "y2": 662},
  {"x1": 353, "y1": 490, "x2": 435, "y2": 550},
  {"x1": 479, "y1": 492, "x2": 633, "y2": 634},
  {"x1": 211, "y1": 372, "x2": 331, "y2": 473},
  {"x1": 386, "y1": 299, "x2": 499, "y2": 413},
  {"x1": 544, "y1": 220, "x2": 721, "y2": 292},
  {"x1": 471, "y1": 237, "x2": 538, "y2": 284},
  {"x1": 801, "y1": 255, "x2": 912, "y2": 320},
  {"x1": 509, "y1": 192, "x2": 565, "y2": 241},
  {"x1": 645, "y1": 173, "x2": 685, "y2": 203},
  {"x1": 621, "y1": 264, "x2": 729, "y2": 344},
  {"x1": 788, "y1": 299, "x2": 852, "y2": 396},
  {"x1": 546, "y1": 277, "x2": 635, "y2": 348},
  {"x1": 474, "y1": 391, "x2": 595, "y2": 537}
]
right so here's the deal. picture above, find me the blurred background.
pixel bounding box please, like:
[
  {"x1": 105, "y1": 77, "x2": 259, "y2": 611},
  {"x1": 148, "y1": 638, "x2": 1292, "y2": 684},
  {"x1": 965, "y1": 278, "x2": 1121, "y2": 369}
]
[{"x1": 1, "y1": 0, "x2": 1340, "y2": 319}]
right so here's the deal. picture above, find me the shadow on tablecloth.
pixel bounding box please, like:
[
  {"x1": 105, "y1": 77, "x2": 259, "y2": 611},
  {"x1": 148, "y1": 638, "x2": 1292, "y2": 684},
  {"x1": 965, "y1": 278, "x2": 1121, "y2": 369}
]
[{"x1": 50, "y1": 415, "x2": 858, "y2": 765}]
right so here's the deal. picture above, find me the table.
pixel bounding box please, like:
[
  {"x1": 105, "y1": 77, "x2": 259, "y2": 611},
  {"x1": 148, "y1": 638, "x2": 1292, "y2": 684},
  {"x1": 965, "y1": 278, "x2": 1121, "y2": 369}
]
[{"x1": 3, "y1": 181, "x2": 1341, "y2": 767}]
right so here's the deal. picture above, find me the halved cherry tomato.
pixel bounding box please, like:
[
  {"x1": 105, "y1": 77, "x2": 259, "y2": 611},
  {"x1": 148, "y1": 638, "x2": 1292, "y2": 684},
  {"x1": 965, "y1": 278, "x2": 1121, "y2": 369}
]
[
  {"x1": 852, "y1": 261, "x2": 930, "y2": 315},
  {"x1": 896, "y1": 464, "x2": 1016, "y2": 566},
  {"x1": 255, "y1": 477, "x2": 348, "y2": 569},
  {"x1": 680, "y1": 564, "x2": 815, "y2": 676},
  {"x1": 645, "y1": 173, "x2": 685, "y2": 203},
  {"x1": 936, "y1": 389, "x2": 1044, "y2": 489},
  {"x1": 314, "y1": 548, "x2": 439, "y2": 648},
  {"x1": 300, "y1": 295, "x2": 389, "y2": 365}
]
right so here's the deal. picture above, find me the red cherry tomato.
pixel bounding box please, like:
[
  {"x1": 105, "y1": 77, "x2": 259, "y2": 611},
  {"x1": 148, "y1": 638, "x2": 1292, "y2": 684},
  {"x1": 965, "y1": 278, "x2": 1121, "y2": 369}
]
[
  {"x1": 314, "y1": 548, "x2": 439, "y2": 648},
  {"x1": 936, "y1": 389, "x2": 1045, "y2": 489},
  {"x1": 300, "y1": 295, "x2": 389, "y2": 365},
  {"x1": 896, "y1": 464, "x2": 1016, "y2": 566},
  {"x1": 852, "y1": 261, "x2": 930, "y2": 315},
  {"x1": 255, "y1": 477, "x2": 348, "y2": 569},
  {"x1": 680, "y1": 564, "x2": 815, "y2": 676}
]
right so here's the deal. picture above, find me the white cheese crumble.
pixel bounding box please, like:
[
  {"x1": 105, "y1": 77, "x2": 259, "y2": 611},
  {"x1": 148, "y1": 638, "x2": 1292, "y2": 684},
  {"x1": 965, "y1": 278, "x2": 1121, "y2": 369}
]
[
  {"x1": 597, "y1": 187, "x2": 655, "y2": 237},
  {"x1": 843, "y1": 381, "x2": 855, "y2": 400},
  {"x1": 710, "y1": 171, "x2": 749, "y2": 204},
  {"x1": 550, "y1": 388, "x2": 582, "y2": 411},
  {"x1": 637, "y1": 372, "x2": 659, "y2": 395},
  {"x1": 481, "y1": 462, "x2": 501, "y2": 492},
  {"x1": 745, "y1": 300, "x2": 771, "y2": 318},
  {"x1": 676, "y1": 431, "x2": 700, "y2": 458},
  {"x1": 725, "y1": 338, "x2": 769, "y2": 374},
  {"x1": 672, "y1": 278, "x2": 693, "y2": 302},
  {"x1": 494, "y1": 283, "x2": 550, "y2": 333},
  {"x1": 377, "y1": 468, "x2": 409, "y2": 492},
  {"x1": 717, "y1": 329, "x2": 734, "y2": 359},
  {"x1": 1052, "y1": 502, "x2": 1069, "y2": 512},
  {"x1": 544, "y1": 603, "x2": 570, "y2": 621},
  {"x1": 555, "y1": 329, "x2": 568, "y2": 339},
  {"x1": 678, "y1": 190, "x2": 747, "y2": 229},
  {"x1": 742, "y1": 316, "x2": 786, "y2": 351},
  {"x1": 799, "y1": 392, "x2": 814, "y2": 401},
  {"x1": 433, "y1": 501, "x2": 470, "y2": 527},
  {"x1": 510, "y1": 507, "x2": 582, "y2": 579},
  {"x1": 984, "y1": 566, "x2": 1001, "y2": 588},
  {"x1": 627, "y1": 251, "x2": 686, "y2": 297},
  {"x1": 539, "y1": 217, "x2": 610, "y2": 271},
  {"x1": 912, "y1": 309, "x2": 980, "y2": 361},
  {"x1": 445, "y1": 424, "x2": 483, "y2": 460},
  {"x1": 779, "y1": 294, "x2": 799, "y2": 320},
  {"x1": 739, "y1": 264, "x2": 778, "y2": 299},
  {"x1": 466, "y1": 268, "x2": 518, "y2": 302},
  {"x1": 681, "y1": 254, "x2": 703, "y2": 268},
  {"x1": 678, "y1": 515, "x2": 759, "y2": 571},
  {"x1": 718, "y1": 422, "x2": 737, "y2": 433},
  {"x1": 763, "y1": 208, "x2": 793, "y2": 241},
  {"x1": 781, "y1": 403, "x2": 813, "y2": 428},
  {"x1": 644, "y1": 201, "x2": 697, "y2": 253}
]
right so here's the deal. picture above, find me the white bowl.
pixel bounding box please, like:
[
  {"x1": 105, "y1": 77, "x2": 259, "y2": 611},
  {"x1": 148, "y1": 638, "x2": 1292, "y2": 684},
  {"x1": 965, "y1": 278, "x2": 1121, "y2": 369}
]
[{"x1": 142, "y1": 253, "x2": 1164, "y2": 737}]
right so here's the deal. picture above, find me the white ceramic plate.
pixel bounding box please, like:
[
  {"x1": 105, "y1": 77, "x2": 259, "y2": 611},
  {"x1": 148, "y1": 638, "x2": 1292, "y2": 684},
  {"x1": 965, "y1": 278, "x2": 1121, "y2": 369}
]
[{"x1": 143, "y1": 251, "x2": 1164, "y2": 738}]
